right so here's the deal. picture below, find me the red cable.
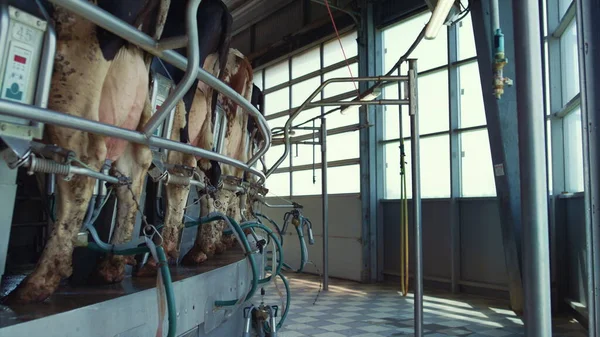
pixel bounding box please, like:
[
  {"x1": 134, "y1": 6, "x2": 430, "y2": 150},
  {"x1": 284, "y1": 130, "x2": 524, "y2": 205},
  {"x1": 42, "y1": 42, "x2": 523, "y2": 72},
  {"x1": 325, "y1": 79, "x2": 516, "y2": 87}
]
[{"x1": 323, "y1": 0, "x2": 360, "y2": 95}]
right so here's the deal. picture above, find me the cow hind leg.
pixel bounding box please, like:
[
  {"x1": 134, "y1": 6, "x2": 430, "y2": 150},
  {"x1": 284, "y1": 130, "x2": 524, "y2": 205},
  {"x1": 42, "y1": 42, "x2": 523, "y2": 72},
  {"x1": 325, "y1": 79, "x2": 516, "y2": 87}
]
[
  {"x1": 182, "y1": 190, "x2": 233, "y2": 265},
  {"x1": 92, "y1": 140, "x2": 151, "y2": 283}
]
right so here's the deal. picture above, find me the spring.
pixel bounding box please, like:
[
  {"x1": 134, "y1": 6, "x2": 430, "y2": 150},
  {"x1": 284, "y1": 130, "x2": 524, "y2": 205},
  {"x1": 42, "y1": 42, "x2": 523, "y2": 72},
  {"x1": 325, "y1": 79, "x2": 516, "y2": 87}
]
[
  {"x1": 166, "y1": 173, "x2": 191, "y2": 186},
  {"x1": 28, "y1": 157, "x2": 70, "y2": 176}
]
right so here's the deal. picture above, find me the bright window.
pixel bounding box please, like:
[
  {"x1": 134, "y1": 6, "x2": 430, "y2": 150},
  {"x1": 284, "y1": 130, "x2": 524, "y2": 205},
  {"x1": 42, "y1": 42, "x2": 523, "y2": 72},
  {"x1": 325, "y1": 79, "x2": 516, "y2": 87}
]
[
  {"x1": 323, "y1": 31, "x2": 358, "y2": 67},
  {"x1": 459, "y1": 62, "x2": 486, "y2": 128},
  {"x1": 265, "y1": 60, "x2": 289, "y2": 89},
  {"x1": 457, "y1": 13, "x2": 477, "y2": 61},
  {"x1": 328, "y1": 165, "x2": 361, "y2": 194},
  {"x1": 291, "y1": 76, "x2": 321, "y2": 108},
  {"x1": 292, "y1": 47, "x2": 321, "y2": 79},
  {"x1": 323, "y1": 64, "x2": 359, "y2": 99},
  {"x1": 563, "y1": 107, "x2": 584, "y2": 192},
  {"x1": 264, "y1": 88, "x2": 289, "y2": 115},
  {"x1": 460, "y1": 129, "x2": 497, "y2": 197},
  {"x1": 383, "y1": 12, "x2": 448, "y2": 72},
  {"x1": 560, "y1": 19, "x2": 579, "y2": 105},
  {"x1": 418, "y1": 70, "x2": 450, "y2": 134},
  {"x1": 327, "y1": 131, "x2": 360, "y2": 162},
  {"x1": 291, "y1": 141, "x2": 321, "y2": 167},
  {"x1": 293, "y1": 169, "x2": 321, "y2": 196},
  {"x1": 264, "y1": 144, "x2": 289, "y2": 169},
  {"x1": 265, "y1": 172, "x2": 290, "y2": 197},
  {"x1": 383, "y1": 135, "x2": 450, "y2": 199},
  {"x1": 382, "y1": 85, "x2": 411, "y2": 140}
]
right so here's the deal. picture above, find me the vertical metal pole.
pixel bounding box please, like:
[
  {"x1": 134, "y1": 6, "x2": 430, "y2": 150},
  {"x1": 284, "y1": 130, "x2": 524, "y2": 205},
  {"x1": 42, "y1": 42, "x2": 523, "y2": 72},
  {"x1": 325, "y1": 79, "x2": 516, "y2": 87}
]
[
  {"x1": 512, "y1": 0, "x2": 552, "y2": 335},
  {"x1": 575, "y1": 0, "x2": 600, "y2": 335},
  {"x1": 448, "y1": 21, "x2": 461, "y2": 295},
  {"x1": 408, "y1": 59, "x2": 422, "y2": 336},
  {"x1": 321, "y1": 117, "x2": 328, "y2": 291}
]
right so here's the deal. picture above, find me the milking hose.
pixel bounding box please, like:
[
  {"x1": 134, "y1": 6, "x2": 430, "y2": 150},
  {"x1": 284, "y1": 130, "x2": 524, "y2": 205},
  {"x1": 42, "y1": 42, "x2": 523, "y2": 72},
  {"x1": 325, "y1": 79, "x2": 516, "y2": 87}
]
[
  {"x1": 254, "y1": 212, "x2": 284, "y2": 246},
  {"x1": 85, "y1": 244, "x2": 176, "y2": 337},
  {"x1": 185, "y1": 213, "x2": 259, "y2": 306},
  {"x1": 222, "y1": 221, "x2": 284, "y2": 284}
]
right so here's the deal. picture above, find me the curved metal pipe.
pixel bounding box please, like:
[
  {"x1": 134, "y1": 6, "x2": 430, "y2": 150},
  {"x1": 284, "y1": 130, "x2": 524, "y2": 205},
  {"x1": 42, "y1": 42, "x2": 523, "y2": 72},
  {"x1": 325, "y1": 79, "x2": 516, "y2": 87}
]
[
  {"x1": 47, "y1": 0, "x2": 271, "y2": 168},
  {"x1": 265, "y1": 76, "x2": 408, "y2": 178},
  {"x1": 143, "y1": 0, "x2": 201, "y2": 137}
]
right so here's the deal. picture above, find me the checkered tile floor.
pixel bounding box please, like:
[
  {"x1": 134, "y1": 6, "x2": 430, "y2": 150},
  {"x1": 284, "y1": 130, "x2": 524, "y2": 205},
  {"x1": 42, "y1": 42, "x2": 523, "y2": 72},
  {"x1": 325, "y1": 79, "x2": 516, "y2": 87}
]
[{"x1": 254, "y1": 273, "x2": 586, "y2": 337}]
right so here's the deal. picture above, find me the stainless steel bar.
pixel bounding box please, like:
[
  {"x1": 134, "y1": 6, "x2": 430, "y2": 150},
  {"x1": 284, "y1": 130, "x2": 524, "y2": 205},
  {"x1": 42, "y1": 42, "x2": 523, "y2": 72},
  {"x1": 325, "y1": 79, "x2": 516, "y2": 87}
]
[
  {"x1": 266, "y1": 76, "x2": 408, "y2": 178},
  {"x1": 321, "y1": 117, "x2": 328, "y2": 291},
  {"x1": 155, "y1": 36, "x2": 189, "y2": 51},
  {"x1": 47, "y1": 0, "x2": 271, "y2": 168},
  {"x1": 576, "y1": 0, "x2": 600, "y2": 334},
  {"x1": 0, "y1": 100, "x2": 266, "y2": 183},
  {"x1": 143, "y1": 0, "x2": 201, "y2": 137},
  {"x1": 512, "y1": 0, "x2": 552, "y2": 335},
  {"x1": 408, "y1": 60, "x2": 423, "y2": 337},
  {"x1": 71, "y1": 166, "x2": 120, "y2": 184},
  {"x1": 308, "y1": 99, "x2": 410, "y2": 107}
]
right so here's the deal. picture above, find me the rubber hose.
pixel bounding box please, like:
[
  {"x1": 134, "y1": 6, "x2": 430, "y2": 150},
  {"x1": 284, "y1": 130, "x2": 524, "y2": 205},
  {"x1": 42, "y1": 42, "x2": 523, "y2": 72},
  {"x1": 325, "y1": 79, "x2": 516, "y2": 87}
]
[
  {"x1": 84, "y1": 243, "x2": 177, "y2": 337},
  {"x1": 157, "y1": 246, "x2": 177, "y2": 337},
  {"x1": 255, "y1": 212, "x2": 284, "y2": 246},
  {"x1": 262, "y1": 272, "x2": 291, "y2": 333},
  {"x1": 224, "y1": 221, "x2": 284, "y2": 284}
]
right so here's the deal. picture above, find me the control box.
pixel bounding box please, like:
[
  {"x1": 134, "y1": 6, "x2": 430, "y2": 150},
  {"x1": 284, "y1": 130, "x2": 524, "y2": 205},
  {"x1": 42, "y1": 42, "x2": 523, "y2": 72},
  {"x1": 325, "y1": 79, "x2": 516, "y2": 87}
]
[
  {"x1": 0, "y1": 5, "x2": 49, "y2": 141},
  {"x1": 0, "y1": 6, "x2": 46, "y2": 111}
]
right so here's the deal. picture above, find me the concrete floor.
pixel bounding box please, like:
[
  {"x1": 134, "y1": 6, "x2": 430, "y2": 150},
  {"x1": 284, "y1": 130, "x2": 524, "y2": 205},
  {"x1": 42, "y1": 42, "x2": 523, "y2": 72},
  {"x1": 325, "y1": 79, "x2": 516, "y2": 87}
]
[{"x1": 258, "y1": 273, "x2": 586, "y2": 337}]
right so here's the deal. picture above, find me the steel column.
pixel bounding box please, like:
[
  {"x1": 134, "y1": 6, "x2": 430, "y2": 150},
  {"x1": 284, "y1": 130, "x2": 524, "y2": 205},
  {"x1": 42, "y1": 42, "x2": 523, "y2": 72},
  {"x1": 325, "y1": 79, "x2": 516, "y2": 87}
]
[
  {"x1": 357, "y1": 0, "x2": 380, "y2": 283},
  {"x1": 408, "y1": 59, "x2": 423, "y2": 337},
  {"x1": 575, "y1": 0, "x2": 600, "y2": 335},
  {"x1": 512, "y1": 0, "x2": 552, "y2": 335},
  {"x1": 320, "y1": 117, "x2": 329, "y2": 291},
  {"x1": 448, "y1": 22, "x2": 461, "y2": 294},
  {"x1": 471, "y1": 0, "x2": 524, "y2": 312}
]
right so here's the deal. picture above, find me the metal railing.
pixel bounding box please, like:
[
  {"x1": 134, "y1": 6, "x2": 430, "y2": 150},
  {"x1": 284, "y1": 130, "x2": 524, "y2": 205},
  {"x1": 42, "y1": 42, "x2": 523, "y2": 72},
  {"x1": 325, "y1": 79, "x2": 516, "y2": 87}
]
[
  {"x1": 265, "y1": 75, "x2": 409, "y2": 178},
  {"x1": 0, "y1": 0, "x2": 272, "y2": 183}
]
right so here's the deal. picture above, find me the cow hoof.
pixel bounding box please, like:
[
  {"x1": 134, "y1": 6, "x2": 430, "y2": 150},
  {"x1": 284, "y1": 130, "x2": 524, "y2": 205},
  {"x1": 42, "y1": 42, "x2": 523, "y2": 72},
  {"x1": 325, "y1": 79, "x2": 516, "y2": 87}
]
[
  {"x1": 135, "y1": 259, "x2": 158, "y2": 277},
  {"x1": 3, "y1": 268, "x2": 63, "y2": 304},
  {"x1": 90, "y1": 256, "x2": 125, "y2": 284},
  {"x1": 222, "y1": 234, "x2": 237, "y2": 248},
  {"x1": 124, "y1": 256, "x2": 136, "y2": 266},
  {"x1": 214, "y1": 241, "x2": 227, "y2": 254},
  {"x1": 182, "y1": 248, "x2": 208, "y2": 265},
  {"x1": 3, "y1": 285, "x2": 52, "y2": 305}
]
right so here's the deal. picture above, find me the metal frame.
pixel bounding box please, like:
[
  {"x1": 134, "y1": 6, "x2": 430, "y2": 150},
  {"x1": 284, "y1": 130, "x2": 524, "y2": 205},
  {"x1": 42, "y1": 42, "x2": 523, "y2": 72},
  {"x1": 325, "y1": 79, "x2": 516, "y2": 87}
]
[
  {"x1": 265, "y1": 65, "x2": 420, "y2": 333},
  {"x1": 574, "y1": 0, "x2": 600, "y2": 335},
  {"x1": 0, "y1": 0, "x2": 273, "y2": 183},
  {"x1": 265, "y1": 75, "x2": 409, "y2": 178}
]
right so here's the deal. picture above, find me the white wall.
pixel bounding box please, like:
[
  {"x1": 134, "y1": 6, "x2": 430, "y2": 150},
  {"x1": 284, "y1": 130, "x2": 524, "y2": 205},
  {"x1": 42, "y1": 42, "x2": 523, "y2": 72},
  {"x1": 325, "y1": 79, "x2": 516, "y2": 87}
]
[{"x1": 258, "y1": 194, "x2": 363, "y2": 282}]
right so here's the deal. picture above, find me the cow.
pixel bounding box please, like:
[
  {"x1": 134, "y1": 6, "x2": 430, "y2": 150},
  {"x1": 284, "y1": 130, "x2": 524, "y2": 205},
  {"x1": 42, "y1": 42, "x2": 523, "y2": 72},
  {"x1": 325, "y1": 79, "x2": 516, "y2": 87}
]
[
  {"x1": 4, "y1": 0, "x2": 171, "y2": 304},
  {"x1": 146, "y1": 0, "x2": 232, "y2": 265},
  {"x1": 136, "y1": 48, "x2": 254, "y2": 276},
  {"x1": 182, "y1": 48, "x2": 254, "y2": 265}
]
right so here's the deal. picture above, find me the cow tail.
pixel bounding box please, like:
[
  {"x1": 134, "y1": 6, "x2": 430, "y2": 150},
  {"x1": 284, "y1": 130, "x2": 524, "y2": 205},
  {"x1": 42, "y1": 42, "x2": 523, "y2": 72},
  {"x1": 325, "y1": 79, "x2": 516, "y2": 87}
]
[{"x1": 211, "y1": 11, "x2": 233, "y2": 119}]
